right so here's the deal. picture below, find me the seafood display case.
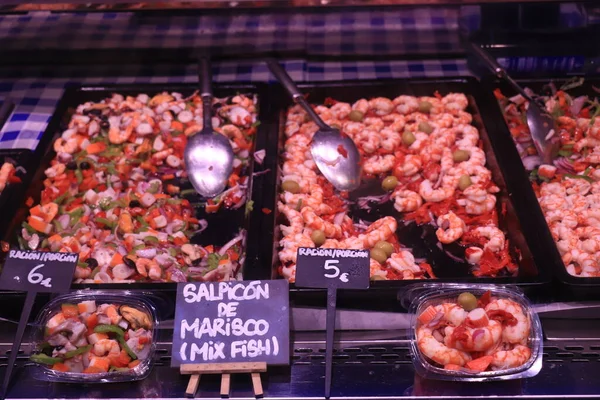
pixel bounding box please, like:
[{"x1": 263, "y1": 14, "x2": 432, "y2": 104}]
[{"x1": 1, "y1": 1, "x2": 600, "y2": 399}]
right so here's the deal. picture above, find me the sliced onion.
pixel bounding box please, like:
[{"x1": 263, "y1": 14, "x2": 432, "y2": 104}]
[
  {"x1": 444, "y1": 250, "x2": 464, "y2": 263},
  {"x1": 15, "y1": 166, "x2": 26, "y2": 174},
  {"x1": 218, "y1": 233, "x2": 245, "y2": 256},
  {"x1": 571, "y1": 96, "x2": 587, "y2": 116},
  {"x1": 254, "y1": 149, "x2": 266, "y2": 165},
  {"x1": 553, "y1": 157, "x2": 576, "y2": 174},
  {"x1": 522, "y1": 155, "x2": 542, "y2": 171},
  {"x1": 472, "y1": 329, "x2": 485, "y2": 342},
  {"x1": 136, "y1": 248, "x2": 157, "y2": 259},
  {"x1": 333, "y1": 212, "x2": 345, "y2": 226},
  {"x1": 116, "y1": 245, "x2": 127, "y2": 256},
  {"x1": 57, "y1": 214, "x2": 70, "y2": 230},
  {"x1": 426, "y1": 312, "x2": 444, "y2": 328},
  {"x1": 197, "y1": 219, "x2": 208, "y2": 233},
  {"x1": 432, "y1": 330, "x2": 444, "y2": 343}
]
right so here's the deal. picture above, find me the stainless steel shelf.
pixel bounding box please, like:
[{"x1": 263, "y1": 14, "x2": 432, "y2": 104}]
[{"x1": 1, "y1": 305, "x2": 600, "y2": 399}]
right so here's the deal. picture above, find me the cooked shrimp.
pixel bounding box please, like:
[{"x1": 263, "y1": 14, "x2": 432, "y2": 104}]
[
  {"x1": 386, "y1": 251, "x2": 421, "y2": 276},
  {"x1": 393, "y1": 95, "x2": 419, "y2": 115},
  {"x1": 279, "y1": 234, "x2": 313, "y2": 263},
  {"x1": 370, "y1": 258, "x2": 387, "y2": 279},
  {"x1": 444, "y1": 319, "x2": 502, "y2": 352},
  {"x1": 362, "y1": 217, "x2": 397, "y2": 248},
  {"x1": 363, "y1": 154, "x2": 396, "y2": 175},
  {"x1": 436, "y1": 211, "x2": 466, "y2": 244},
  {"x1": 442, "y1": 93, "x2": 468, "y2": 111},
  {"x1": 301, "y1": 207, "x2": 342, "y2": 239},
  {"x1": 473, "y1": 226, "x2": 505, "y2": 252},
  {"x1": 135, "y1": 258, "x2": 161, "y2": 280},
  {"x1": 369, "y1": 97, "x2": 394, "y2": 116},
  {"x1": 394, "y1": 154, "x2": 422, "y2": 176},
  {"x1": 278, "y1": 203, "x2": 304, "y2": 236},
  {"x1": 352, "y1": 99, "x2": 369, "y2": 114},
  {"x1": 419, "y1": 179, "x2": 454, "y2": 203},
  {"x1": 93, "y1": 339, "x2": 120, "y2": 357},
  {"x1": 380, "y1": 128, "x2": 402, "y2": 151},
  {"x1": 417, "y1": 326, "x2": 472, "y2": 366},
  {"x1": 392, "y1": 189, "x2": 423, "y2": 212},
  {"x1": 54, "y1": 137, "x2": 80, "y2": 154},
  {"x1": 485, "y1": 299, "x2": 531, "y2": 345},
  {"x1": 490, "y1": 345, "x2": 531, "y2": 370}
]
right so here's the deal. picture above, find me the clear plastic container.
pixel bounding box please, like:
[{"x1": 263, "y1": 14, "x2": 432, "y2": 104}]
[
  {"x1": 29, "y1": 290, "x2": 158, "y2": 383},
  {"x1": 404, "y1": 283, "x2": 543, "y2": 382}
]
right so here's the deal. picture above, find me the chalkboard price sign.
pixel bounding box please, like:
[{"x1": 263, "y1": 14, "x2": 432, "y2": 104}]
[
  {"x1": 295, "y1": 247, "x2": 370, "y2": 289},
  {"x1": 171, "y1": 280, "x2": 290, "y2": 367},
  {"x1": 0, "y1": 250, "x2": 78, "y2": 293}
]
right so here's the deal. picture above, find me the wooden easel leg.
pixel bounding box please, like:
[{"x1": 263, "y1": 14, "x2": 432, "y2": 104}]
[
  {"x1": 186, "y1": 374, "x2": 201, "y2": 398},
  {"x1": 220, "y1": 373, "x2": 231, "y2": 398},
  {"x1": 250, "y1": 372, "x2": 263, "y2": 399}
]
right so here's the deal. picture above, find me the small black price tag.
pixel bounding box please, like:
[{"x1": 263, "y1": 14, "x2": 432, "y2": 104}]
[
  {"x1": 295, "y1": 247, "x2": 370, "y2": 289},
  {"x1": 0, "y1": 250, "x2": 78, "y2": 293},
  {"x1": 171, "y1": 280, "x2": 290, "y2": 367}
]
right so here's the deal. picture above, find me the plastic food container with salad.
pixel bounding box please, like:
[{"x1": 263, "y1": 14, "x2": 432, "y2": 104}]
[
  {"x1": 29, "y1": 291, "x2": 157, "y2": 383},
  {"x1": 405, "y1": 283, "x2": 543, "y2": 381}
]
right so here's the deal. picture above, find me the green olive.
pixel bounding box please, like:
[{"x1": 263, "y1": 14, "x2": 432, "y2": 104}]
[
  {"x1": 370, "y1": 248, "x2": 389, "y2": 264},
  {"x1": 402, "y1": 131, "x2": 416, "y2": 146},
  {"x1": 458, "y1": 174, "x2": 472, "y2": 191},
  {"x1": 453, "y1": 149, "x2": 470, "y2": 162},
  {"x1": 374, "y1": 241, "x2": 394, "y2": 257},
  {"x1": 371, "y1": 275, "x2": 387, "y2": 281},
  {"x1": 418, "y1": 121, "x2": 434, "y2": 134},
  {"x1": 311, "y1": 230, "x2": 326, "y2": 246},
  {"x1": 381, "y1": 176, "x2": 399, "y2": 191},
  {"x1": 348, "y1": 110, "x2": 364, "y2": 122},
  {"x1": 458, "y1": 292, "x2": 478, "y2": 311},
  {"x1": 418, "y1": 101, "x2": 433, "y2": 113},
  {"x1": 282, "y1": 180, "x2": 301, "y2": 194}
]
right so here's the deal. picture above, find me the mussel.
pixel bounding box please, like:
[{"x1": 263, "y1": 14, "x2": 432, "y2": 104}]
[{"x1": 120, "y1": 306, "x2": 153, "y2": 330}]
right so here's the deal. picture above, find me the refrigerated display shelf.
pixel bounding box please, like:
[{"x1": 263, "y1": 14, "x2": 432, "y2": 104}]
[{"x1": 1, "y1": 306, "x2": 600, "y2": 399}]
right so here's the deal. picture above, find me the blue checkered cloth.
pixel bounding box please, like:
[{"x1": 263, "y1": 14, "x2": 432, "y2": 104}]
[
  {"x1": 0, "y1": 59, "x2": 469, "y2": 150},
  {"x1": 0, "y1": 8, "x2": 461, "y2": 55}
]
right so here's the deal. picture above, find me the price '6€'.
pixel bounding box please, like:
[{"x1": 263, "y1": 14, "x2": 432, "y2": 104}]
[
  {"x1": 0, "y1": 250, "x2": 78, "y2": 292},
  {"x1": 295, "y1": 247, "x2": 370, "y2": 289}
]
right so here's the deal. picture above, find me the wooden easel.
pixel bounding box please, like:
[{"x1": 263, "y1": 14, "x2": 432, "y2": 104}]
[{"x1": 180, "y1": 362, "x2": 267, "y2": 399}]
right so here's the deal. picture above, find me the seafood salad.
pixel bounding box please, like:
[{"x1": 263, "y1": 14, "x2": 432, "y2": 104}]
[
  {"x1": 496, "y1": 79, "x2": 600, "y2": 277},
  {"x1": 31, "y1": 301, "x2": 153, "y2": 375},
  {"x1": 415, "y1": 291, "x2": 532, "y2": 373},
  {"x1": 19, "y1": 91, "x2": 257, "y2": 283},
  {"x1": 278, "y1": 92, "x2": 516, "y2": 281}
]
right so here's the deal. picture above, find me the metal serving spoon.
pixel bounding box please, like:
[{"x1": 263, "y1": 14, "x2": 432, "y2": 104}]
[
  {"x1": 267, "y1": 60, "x2": 362, "y2": 192},
  {"x1": 184, "y1": 57, "x2": 235, "y2": 198},
  {"x1": 469, "y1": 42, "x2": 559, "y2": 164}
]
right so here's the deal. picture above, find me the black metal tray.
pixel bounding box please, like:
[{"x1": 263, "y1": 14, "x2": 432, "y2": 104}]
[
  {"x1": 0, "y1": 83, "x2": 276, "y2": 291},
  {"x1": 483, "y1": 76, "x2": 600, "y2": 291},
  {"x1": 263, "y1": 77, "x2": 553, "y2": 302}
]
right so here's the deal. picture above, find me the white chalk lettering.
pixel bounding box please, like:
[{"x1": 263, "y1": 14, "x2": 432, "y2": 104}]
[
  {"x1": 230, "y1": 337, "x2": 279, "y2": 359},
  {"x1": 298, "y1": 247, "x2": 368, "y2": 258},
  {"x1": 180, "y1": 341, "x2": 226, "y2": 362},
  {"x1": 217, "y1": 302, "x2": 239, "y2": 317},
  {"x1": 183, "y1": 281, "x2": 270, "y2": 303},
  {"x1": 182, "y1": 317, "x2": 270, "y2": 339}
]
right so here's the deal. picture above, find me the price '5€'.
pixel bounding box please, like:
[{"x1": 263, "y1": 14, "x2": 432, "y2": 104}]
[
  {"x1": 294, "y1": 247, "x2": 370, "y2": 289},
  {"x1": 0, "y1": 250, "x2": 78, "y2": 292}
]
